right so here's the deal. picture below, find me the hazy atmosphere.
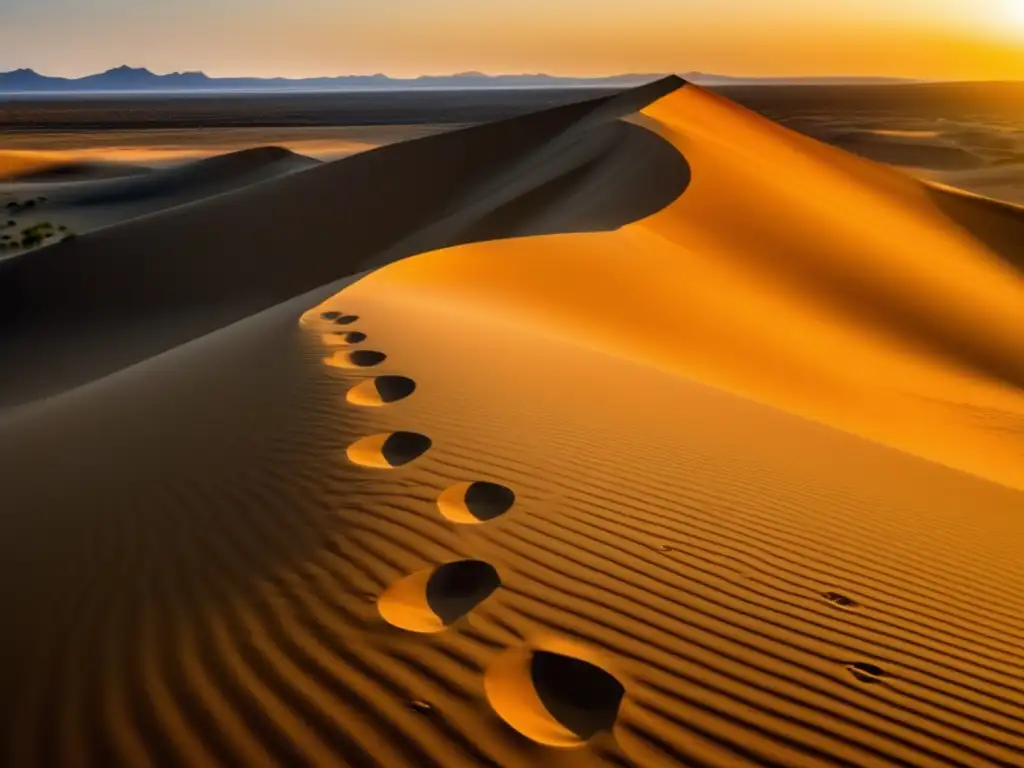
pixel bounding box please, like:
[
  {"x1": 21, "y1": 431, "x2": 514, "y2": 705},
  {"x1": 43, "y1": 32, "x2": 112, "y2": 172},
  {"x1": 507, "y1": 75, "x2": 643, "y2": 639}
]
[{"x1": 2, "y1": 0, "x2": 1023, "y2": 79}]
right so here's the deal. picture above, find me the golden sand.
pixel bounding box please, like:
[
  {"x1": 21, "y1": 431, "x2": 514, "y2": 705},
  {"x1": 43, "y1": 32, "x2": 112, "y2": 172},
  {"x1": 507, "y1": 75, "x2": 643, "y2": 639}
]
[{"x1": 0, "y1": 78, "x2": 1021, "y2": 767}]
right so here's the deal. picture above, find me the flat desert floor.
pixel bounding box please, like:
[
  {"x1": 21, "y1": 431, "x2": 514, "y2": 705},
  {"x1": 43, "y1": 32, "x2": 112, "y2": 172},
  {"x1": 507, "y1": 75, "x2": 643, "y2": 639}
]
[{"x1": 0, "y1": 79, "x2": 1021, "y2": 767}]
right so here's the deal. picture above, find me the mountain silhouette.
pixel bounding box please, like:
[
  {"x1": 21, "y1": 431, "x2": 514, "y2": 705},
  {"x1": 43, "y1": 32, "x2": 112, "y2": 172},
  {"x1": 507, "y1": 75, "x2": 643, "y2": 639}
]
[{"x1": 0, "y1": 66, "x2": 916, "y2": 93}]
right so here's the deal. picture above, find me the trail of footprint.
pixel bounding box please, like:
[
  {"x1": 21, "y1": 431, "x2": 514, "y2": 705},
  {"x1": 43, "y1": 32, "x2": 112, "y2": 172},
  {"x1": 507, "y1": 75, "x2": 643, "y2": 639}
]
[
  {"x1": 321, "y1": 308, "x2": 908, "y2": 757},
  {"x1": 325, "y1": 308, "x2": 621, "y2": 751}
]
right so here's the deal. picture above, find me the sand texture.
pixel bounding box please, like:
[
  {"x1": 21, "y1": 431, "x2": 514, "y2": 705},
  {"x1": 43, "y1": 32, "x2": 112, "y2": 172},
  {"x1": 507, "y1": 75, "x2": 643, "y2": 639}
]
[{"x1": 0, "y1": 77, "x2": 1022, "y2": 767}]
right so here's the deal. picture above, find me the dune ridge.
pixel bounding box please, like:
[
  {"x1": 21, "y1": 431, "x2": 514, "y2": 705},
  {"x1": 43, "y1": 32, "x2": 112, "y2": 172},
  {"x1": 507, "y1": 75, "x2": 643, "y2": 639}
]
[{"x1": 0, "y1": 76, "x2": 1022, "y2": 767}]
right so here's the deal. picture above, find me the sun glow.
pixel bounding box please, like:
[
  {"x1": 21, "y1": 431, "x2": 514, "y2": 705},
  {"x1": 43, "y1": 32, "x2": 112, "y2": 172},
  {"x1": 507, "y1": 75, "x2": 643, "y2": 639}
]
[{"x1": 998, "y1": 0, "x2": 1024, "y2": 29}]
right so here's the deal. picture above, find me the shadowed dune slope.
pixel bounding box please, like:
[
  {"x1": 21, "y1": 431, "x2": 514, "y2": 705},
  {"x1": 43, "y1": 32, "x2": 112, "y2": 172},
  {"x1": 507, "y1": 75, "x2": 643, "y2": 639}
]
[
  {"x1": 342, "y1": 85, "x2": 1024, "y2": 489},
  {"x1": 0, "y1": 76, "x2": 688, "y2": 408}
]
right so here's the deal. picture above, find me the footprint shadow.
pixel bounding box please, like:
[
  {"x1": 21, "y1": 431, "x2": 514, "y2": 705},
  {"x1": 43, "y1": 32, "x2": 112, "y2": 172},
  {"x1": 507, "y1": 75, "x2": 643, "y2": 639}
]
[
  {"x1": 347, "y1": 376, "x2": 417, "y2": 406},
  {"x1": 378, "y1": 559, "x2": 501, "y2": 633},
  {"x1": 347, "y1": 432, "x2": 432, "y2": 468},
  {"x1": 485, "y1": 647, "x2": 626, "y2": 747},
  {"x1": 325, "y1": 350, "x2": 387, "y2": 369},
  {"x1": 438, "y1": 481, "x2": 515, "y2": 524}
]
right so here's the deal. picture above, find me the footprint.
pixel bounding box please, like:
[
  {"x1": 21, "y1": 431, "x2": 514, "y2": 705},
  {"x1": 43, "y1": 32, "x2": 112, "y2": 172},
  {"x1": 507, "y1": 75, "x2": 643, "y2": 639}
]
[
  {"x1": 847, "y1": 662, "x2": 885, "y2": 683},
  {"x1": 485, "y1": 648, "x2": 626, "y2": 747},
  {"x1": 437, "y1": 482, "x2": 515, "y2": 524},
  {"x1": 823, "y1": 592, "x2": 858, "y2": 609},
  {"x1": 338, "y1": 331, "x2": 367, "y2": 344},
  {"x1": 377, "y1": 560, "x2": 501, "y2": 633},
  {"x1": 324, "y1": 350, "x2": 387, "y2": 369},
  {"x1": 347, "y1": 376, "x2": 417, "y2": 406},
  {"x1": 321, "y1": 331, "x2": 368, "y2": 348},
  {"x1": 347, "y1": 432, "x2": 432, "y2": 468},
  {"x1": 333, "y1": 314, "x2": 360, "y2": 326}
]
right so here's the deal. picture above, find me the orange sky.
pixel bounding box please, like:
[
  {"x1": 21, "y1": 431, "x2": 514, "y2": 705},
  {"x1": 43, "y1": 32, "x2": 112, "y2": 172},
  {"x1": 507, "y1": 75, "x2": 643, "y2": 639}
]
[{"x1": 2, "y1": 0, "x2": 1022, "y2": 79}]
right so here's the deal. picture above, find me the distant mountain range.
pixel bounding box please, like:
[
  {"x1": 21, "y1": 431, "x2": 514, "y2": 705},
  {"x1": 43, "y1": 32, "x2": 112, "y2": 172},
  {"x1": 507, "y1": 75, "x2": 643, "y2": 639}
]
[{"x1": 0, "y1": 65, "x2": 917, "y2": 93}]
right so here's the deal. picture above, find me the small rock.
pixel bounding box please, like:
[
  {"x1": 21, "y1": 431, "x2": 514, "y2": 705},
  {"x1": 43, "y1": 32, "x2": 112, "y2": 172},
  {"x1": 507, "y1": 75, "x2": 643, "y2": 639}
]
[
  {"x1": 848, "y1": 662, "x2": 885, "y2": 683},
  {"x1": 823, "y1": 592, "x2": 858, "y2": 608}
]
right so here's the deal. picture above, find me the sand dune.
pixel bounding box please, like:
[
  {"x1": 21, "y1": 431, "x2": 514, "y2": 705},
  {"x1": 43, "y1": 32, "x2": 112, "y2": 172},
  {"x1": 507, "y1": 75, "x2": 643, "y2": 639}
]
[
  {"x1": 0, "y1": 146, "x2": 319, "y2": 244},
  {"x1": 0, "y1": 152, "x2": 150, "y2": 182},
  {"x1": 826, "y1": 132, "x2": 986, "y2": 170},
  {"x1": 0, "y1": 77, "x2": 1022, "y2": 767}
]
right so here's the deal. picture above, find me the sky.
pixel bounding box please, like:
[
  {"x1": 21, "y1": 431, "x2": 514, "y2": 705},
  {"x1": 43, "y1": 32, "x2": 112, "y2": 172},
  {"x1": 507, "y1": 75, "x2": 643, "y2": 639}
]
[{"x1": 1, "y1": 0, "x2": 1023, "y2": 80}]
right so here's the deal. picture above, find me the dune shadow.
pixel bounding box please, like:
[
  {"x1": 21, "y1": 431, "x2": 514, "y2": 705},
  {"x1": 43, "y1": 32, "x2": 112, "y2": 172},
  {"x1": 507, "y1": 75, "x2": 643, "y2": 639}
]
[
  {"x1": 925, "y1": 184, "x2": 1024, "y2": 276},
  {"x1": 451, "y1": 119, "x2": 691, "y2": 245},
  {"x1": 0, "y1": 77, "x2": 689, "y2": 408}
]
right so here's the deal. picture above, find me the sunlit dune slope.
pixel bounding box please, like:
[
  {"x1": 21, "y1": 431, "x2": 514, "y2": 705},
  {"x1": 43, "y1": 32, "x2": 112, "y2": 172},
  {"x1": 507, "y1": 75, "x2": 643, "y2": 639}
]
[{"x1": 339, "y1": 84, "x2": 1024, "y2": 489}]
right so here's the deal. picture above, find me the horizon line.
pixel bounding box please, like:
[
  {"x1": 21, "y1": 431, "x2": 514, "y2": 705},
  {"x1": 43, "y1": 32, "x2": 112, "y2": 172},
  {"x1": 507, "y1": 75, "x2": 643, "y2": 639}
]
[{"x1": 3, "y1": 65, "x2": 922, "y2": 81}]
